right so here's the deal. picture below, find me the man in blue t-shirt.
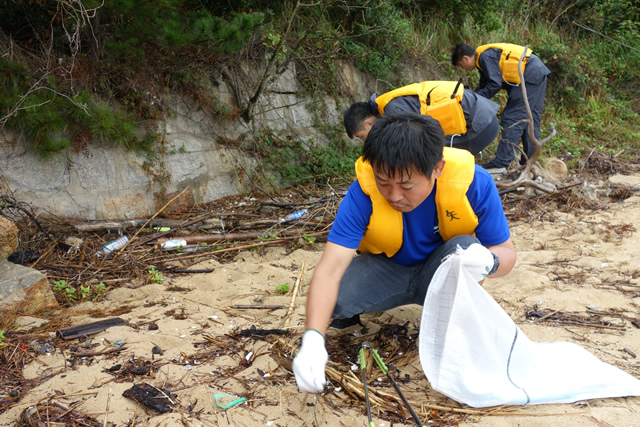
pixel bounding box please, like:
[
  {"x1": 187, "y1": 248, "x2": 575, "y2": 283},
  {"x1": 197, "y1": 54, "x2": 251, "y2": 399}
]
[{"x1": 292, "y1": 113, "x2": 516, "y2": 393}]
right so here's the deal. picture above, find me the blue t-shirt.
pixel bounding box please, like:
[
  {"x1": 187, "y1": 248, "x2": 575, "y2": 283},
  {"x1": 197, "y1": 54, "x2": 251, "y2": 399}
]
[{"x1": 328, "y1": 165, "x2": 510, "y2": 266}]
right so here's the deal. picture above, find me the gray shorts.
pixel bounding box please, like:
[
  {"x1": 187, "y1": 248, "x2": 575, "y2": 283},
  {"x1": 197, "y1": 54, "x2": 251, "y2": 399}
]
[{"x1": 332, "y1": 235, "x2": 480, "y2": 319}]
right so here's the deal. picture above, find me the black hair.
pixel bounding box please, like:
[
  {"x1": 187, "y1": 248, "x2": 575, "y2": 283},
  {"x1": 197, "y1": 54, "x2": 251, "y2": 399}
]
[
  {"x1": 343, "y1": 101, "x2": 378, "y2": 138},
  {"x1": 362, "y1": 113, "x2": 444, "y2": 179},
  {"x1": 451, "y1": 43, "x2": 476, "y2": 66}
]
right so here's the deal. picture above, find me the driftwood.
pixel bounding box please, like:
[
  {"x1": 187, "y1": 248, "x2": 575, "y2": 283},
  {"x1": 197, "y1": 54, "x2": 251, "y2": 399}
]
[
  {"x1": 156, "y1": 231, "x2": 274, "y2": 246},
  {"x1": 156, "y1": 230, "x2": 328, "y2": 247},
  {"x1": 494, "y1": 46, "x2": 557, "y2": 194},
  {"x1": 74, "y1": 218, "x2": 224, "y2": 232},
  {"x1": 232, "y1": 304, "x2": 286, "y2": 310}
]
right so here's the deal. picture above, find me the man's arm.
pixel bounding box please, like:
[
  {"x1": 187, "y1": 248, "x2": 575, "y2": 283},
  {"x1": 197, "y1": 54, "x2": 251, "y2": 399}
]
[
  {"x1": 475, "y1": 50, "x2": 504, "y2": 100},
  {"x1": 487, "y1": 237, "x2": 516, "y2": 278},
  {"x1": 305, "y1": 242, "x2": 357, "y2": 336}
]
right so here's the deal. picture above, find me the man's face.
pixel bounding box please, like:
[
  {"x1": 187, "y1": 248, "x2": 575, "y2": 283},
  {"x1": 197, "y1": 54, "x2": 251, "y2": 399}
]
[
  {"x1": 457, "y1": 55, "x2": 476, "y2": 71},
  {"x1": 373, "y1": 160, "x2": 445, "y2": 212}
]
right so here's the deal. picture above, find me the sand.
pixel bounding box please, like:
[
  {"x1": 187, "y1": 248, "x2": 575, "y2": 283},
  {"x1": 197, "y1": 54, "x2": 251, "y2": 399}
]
[{"x1": 2, "y1": 172, "x2": 640, "y2": 427}]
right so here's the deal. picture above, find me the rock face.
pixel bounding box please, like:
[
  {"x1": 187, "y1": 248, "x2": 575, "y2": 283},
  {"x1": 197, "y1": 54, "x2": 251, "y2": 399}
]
[
  {"x1": 0, "y1": 217, "x2": 58, "y2": 316},
  {"x1": 0, "y1": 60, "x2": 378, "y2": 220},
  {"x1": 0, "y1": 215, "x2": 18, "y2": 259}
]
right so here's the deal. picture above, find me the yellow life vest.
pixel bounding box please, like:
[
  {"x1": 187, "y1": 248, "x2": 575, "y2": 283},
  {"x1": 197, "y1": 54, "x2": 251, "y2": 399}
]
[
  {"x1": 355, "y1": 147, "x2": 479, "y2": 257},
  {"x1": 475, "y1": 43, "x2": 533, "y2": 85},
  {"x1": 375, "y1": 80, "x2": 467, "y2": 135}
]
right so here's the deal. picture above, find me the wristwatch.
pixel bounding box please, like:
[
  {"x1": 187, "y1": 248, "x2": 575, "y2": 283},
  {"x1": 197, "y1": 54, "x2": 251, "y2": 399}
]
[{"x1": 488, "y1": 252, "x2": 500, "y2": 275}]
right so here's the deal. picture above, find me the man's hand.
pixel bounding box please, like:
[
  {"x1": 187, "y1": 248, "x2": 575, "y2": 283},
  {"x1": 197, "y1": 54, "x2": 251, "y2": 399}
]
[
  {"x1": 293, "y1": 329, "x2": 328, "y2": 393},
  {"x1": 457, "y1": 243, "x2": 496, "y2": 282}
]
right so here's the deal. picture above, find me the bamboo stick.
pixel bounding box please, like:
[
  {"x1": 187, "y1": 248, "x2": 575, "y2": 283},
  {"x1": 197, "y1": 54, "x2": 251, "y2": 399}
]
[{"x1": 281, "y1": 262, "x2": 306, "y2": 329}]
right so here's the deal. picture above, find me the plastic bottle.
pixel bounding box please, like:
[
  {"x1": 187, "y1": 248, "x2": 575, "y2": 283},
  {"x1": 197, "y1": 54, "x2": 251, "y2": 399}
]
[
  {"x1": 281, "y1": 208, "x2": 309, "y2": 222},
  {"x1": 99, "y1": 236, "x2": 129, "y2": 255},
  {"x1": 160, "y1": 239, "x2": 188, "y2": 250}
]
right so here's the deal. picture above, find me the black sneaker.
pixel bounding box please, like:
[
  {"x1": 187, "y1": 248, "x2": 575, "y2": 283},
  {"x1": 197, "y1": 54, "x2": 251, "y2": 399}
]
[
  {"x1": 480, "y1": 159, "x2": 508, "y2": 170},
  {"x1": 329, "y1": 314, "x2": 362, "y2": 329}
]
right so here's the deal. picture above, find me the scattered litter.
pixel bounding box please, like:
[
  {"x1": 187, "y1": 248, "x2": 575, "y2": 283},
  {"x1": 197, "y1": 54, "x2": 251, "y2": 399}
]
[
  {"x1": 98, "y1": 235, "x2": 129, "y2": 255},
  {"x1": 130, "y1": 365, "x2": 149, "y2": 375},
  {"x1": 214, "y1": 393, "x2": 246, "y2": 411},
  {"x1": 238, "y1": 326, "x2": 290, "y2": 337},
  {"x1": 161, "y1": 239, "x2": 188, "y2": 250},
  {"x1": 122, "y1": 383, "x2": 176, "y2": 413},
  {"x1": 280, "y1": 208, "x2": 309, "y2": 222},
  {"x1": 55, "y1": 318, "x2": 125, "y2": 340}
]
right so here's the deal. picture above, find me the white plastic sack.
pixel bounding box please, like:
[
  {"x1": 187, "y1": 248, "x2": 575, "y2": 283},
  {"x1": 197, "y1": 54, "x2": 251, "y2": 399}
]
[{"x1": 419, "y1": 250, "x2": 640, "y2": 407}]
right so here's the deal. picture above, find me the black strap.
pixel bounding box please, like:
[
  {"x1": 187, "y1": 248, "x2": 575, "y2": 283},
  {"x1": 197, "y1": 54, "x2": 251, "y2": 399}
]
[
  {"x1": 452, "y1": 78, "x2": 463, "y2": 99},
  {"x1": 426, "y1": 87, "x2": 436, "y2": 106}
]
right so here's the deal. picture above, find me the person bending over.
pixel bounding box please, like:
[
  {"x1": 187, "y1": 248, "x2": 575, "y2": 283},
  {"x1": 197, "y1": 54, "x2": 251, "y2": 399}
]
[
  {"x1": 343, "y1": 81, "x2": 499, "y2": 156},
  {"x1": 452, "y1": 43, "x2": 550, "y2": 169}
]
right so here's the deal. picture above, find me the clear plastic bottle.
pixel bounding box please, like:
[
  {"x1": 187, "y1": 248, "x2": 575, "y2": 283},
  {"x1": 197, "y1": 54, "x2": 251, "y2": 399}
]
[
  {"x1": 99, "y1": 236, "x2": 129, "y2": 255},
  {"x1": 281, "y1": 208, "x2": 309, "y2": 222}
]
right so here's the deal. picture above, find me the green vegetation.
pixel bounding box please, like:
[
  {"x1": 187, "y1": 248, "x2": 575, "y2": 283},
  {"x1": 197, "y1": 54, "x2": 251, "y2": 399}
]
[
  {"x1": 147, "y1": 268, "x2": 164, "y2": 284},
  {"x1": 0, "y1": 61, "x2": 156, "y2": 156},
  {"x1": 0, "y1": 0, "x2": 265, "y2": 157},
  {"x1": 245, "y1": 130, "x2": 361, "y2": 189},
  {"x1": 51, "y1": 279, "x2": 109, "y2": 303},
  {"x1": 275, "y1": 283, "x2": 290, "y2": 295},
  {"x1": 302, "y1": 235, "x2": 316, "y2": 245},
  {"x1": 0, "y1": 0, "x2": 637, "y2": 174},
  {"x1": 258, "y1": 233, "x2": 279, "y2": 240}
]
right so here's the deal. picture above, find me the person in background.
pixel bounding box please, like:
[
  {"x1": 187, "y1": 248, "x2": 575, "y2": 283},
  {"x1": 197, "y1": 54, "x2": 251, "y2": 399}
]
[
  {"x1": 292, "y1": 113, "x2": 516, "y2": 393},
  {"x1": 451, "y1": 43, "x2": 550, "y2": 169},
  {"x1": 343, "y1": 80, "x2": 500, "y2": 155}
]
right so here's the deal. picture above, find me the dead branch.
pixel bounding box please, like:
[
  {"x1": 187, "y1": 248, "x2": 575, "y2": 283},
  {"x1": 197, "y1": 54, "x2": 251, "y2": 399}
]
[
  {"x1": 156, "y1": 229, "x2": 327, "y2": 246},
  {"x1": 243, "y1": 0, "x2": 300, "y2": 122},
  {"x1": 281, "y1": 261, "x2": 306, "y2": 329},
  {"x1": 74, "y1": 218, "x2": 207, "y2": 232},
  {"x1": 494, "y1": 46, "x2": 557, "y2": 194}
]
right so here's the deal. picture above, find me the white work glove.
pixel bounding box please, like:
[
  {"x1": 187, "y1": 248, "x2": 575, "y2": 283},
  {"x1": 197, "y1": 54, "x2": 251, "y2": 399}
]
[
  {"x1": 293, "y1": 329, "x2": 328, "y2": 393},
  {"x1": 456, "y1": 243, "x2": 497, "y2": 282}
]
